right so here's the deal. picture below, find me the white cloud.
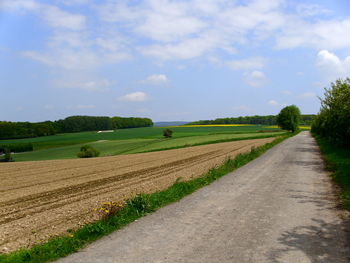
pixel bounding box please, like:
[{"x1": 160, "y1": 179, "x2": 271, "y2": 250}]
[
  {"x1": 140, "y1": 33, "x2": 221, "y2": 60},
  {"x1": 42, "y1": 6, "x2": 86, "y2": 30},
  {"x1": 58, "y1": 0, "x2": 91, "y2": 6},
  {"x1": 1, "y1": 0, "x2": 40, "y2": 11},
  {"x1": 296, "y1": 4, "x2": 331, "y2": 17},
  {"x1": 54, "y1": 79, "x2": 112, "y2": 92},
  {"x1": 140, "y1": 74, "x2": 168, "y2": 85},
  {"x1": 300, "y1": 92, "x2": 317, "y2": 99},
  {"x1": 268, "y1": 100, "x2": 279, "y2": 106},
  {"x1": 22, "y1": 49, "x2": 100, "y2": 69},
  {"x1": 2, "y1": 0, "x2": 86, "y2": 30},
  {"x1": 6, "y1": 0, "x2": 350, "y2": 70},
  {"x1": 119, "y1": 92, "x2": 148, "y2": 102},
  {"x1": 276, "y1": 18, "x2": 350, "y2": 50},
  {"x1": 316, "y1": 50, "x2": 350, "y2": 80},
  {"x1": 226, "y1": 57, "x2": 266, "y2": 70},
  {"x1": 268, "y1": 100, "x2": 285, "y2": 107},
  {"x1": 22, "y1": 47, "x2": 130, "y2": 70},
  {"x1": 100, "y1": 0, "x2": 287, "y2": 61},
  {"x1": 243, "y1": 70, "x2": 268, "y2": 87}
]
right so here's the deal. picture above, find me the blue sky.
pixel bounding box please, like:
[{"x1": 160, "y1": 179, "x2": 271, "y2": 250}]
[{"x1": 1, "y1": 0, "x2": 349, "y2": 122}]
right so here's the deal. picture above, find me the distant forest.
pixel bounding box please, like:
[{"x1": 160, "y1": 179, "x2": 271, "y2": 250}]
[
  {"x1": 0, "y1": 116, "x2": 153, "y2": 139},
  {"x1": 187, "y1": 115, "x2": 315, "y2": 126}
]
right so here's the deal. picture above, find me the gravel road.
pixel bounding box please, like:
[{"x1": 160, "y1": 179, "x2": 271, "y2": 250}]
[{"x1": 57, "y1": 132, "x2": 350, "y2": 263}]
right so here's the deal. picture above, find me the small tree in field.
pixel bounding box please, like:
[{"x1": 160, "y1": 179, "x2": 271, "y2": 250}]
[
  {"x1": 163, "y1": 129, "x2": 173, "y2": 138},
  {"x1": 277, "y1": 105, "x2": 301, "y2": 132}
]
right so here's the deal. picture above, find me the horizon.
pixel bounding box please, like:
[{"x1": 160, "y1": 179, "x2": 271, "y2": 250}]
[
  {"x1": 0, "y1": 113, "x2": 317, "y2": 124},
  {"x1": 1, "y1": 0, "x2": 349, "y2": 122}
]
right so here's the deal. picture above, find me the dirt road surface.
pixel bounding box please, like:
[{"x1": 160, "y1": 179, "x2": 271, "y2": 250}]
[
  {"x1": 57, "y1": 132, "x2": 350, "y2": 263},
  {"x1": 0, "y1": 137, "x2": 274, "y2": 252}
]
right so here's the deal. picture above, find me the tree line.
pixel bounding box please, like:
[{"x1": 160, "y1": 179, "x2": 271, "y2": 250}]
[
  {"x1": 187, "y1": 114, "x2": 315, "y2": 126},
  {"x1": 0, "y1": 116, "x2": 153, "y2": 140},
  {"x1": 312, "y1": 78, "x2": 350, "y2": 146}
]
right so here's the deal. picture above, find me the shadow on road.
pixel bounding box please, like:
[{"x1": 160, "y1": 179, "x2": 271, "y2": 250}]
[
  {"x1": 295, "y1": 147, "x2": 320, "y2": 153},
  {"x1": 268, "y1": 218, "x2": 350, "y2": 263},
  {"x1": 290, "y1": 159, "x2": 325, "y2": 173},
  {"x1": 287, "y1": 189, "x2": 337, "y2": 211}
]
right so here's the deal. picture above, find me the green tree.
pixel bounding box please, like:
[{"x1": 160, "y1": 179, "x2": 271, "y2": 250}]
[
  {"x1": 312, "y1": 78, "x2": 350, "y2": 145},
  {"x1": 277, "y1": 105, "x2": 301, "y2": 132},
  {"x1": 163, "y1": 129, "x2": 173, "y2": 138}
]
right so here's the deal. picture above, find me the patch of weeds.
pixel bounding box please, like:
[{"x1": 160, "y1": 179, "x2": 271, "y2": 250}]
[
  {"x1": 94, "y1": 201, "x2": 125, "y2": 220},
  {"x1": 126, "y1": 194, "x2": 154, "y2": 215}
]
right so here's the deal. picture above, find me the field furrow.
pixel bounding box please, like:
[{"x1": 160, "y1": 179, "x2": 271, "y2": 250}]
[{"x1": 0, "y1": 137, "x2": 274, "y2": 253}]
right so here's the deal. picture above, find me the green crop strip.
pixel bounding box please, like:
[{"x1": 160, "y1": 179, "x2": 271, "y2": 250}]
[
  {"x1": 138, "y1": 133, "x2": 285, "y2": 154},
  {"x1": 0, "y1": 132, "x2": 297, "y2": 263},
  {"x1": 313, "y1": 134, "x2": 350, "y2": 211}
]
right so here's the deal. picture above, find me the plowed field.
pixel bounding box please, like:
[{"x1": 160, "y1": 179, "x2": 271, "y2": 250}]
[{"x1": 0, "y1": 137, "x2": 275, "y2": 253}]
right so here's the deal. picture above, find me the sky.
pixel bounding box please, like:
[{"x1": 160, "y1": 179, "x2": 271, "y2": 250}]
[{"x1": 0, "y1": 0, "x2": 350, "y2": 122}]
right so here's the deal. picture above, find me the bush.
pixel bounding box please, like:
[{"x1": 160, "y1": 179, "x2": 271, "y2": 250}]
[
  {"x1": 163, "y1": 129, "x2": 173, "y2": 138},
  {"x1": 277, "y1": 105, "x2": 301, "y2": 132},
  {"x1": 77, "y1": 145, "x2": 100, "y2": 158},
  {"x1": 1, "y1": 148, "x2": 13, "y2": 162}
]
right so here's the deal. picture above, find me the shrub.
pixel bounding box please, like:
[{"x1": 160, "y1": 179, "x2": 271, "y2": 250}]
[
  {"x1": 77, "y1": 145, "x2": 100, "y2": 158},
  {"x1": 277, "y1": 105, "x2": 301, "y2": 132},
  {"x1": 1, "y1": 148, "x2": 13, "y2": 162},
  {"x1": 163, "y1": 129, "x2": 173, "y2": 138}
]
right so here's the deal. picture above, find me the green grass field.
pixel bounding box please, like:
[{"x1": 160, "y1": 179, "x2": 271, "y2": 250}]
[{"x1": 1, "y1": 125, "x2": 285, "y2": 162}]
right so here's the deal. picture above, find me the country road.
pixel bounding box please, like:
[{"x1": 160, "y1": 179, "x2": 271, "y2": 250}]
[{"x1": 57, "y1": 132, "x2": 350, "y2": 263}]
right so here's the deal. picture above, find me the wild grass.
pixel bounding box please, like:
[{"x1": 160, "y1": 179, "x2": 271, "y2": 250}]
[
  {"x1": 313, "y1": 134, "x2": 350, "y2": 210},
  {"x1": 0, "y1": 132, "x2": 296, "y2": 263}
]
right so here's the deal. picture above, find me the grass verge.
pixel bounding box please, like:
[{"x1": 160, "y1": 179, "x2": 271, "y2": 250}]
[
  {"x1": 0, "y1": 132, "x2": 297, "y2": 263},
  {"x1": 313, "y1": 134, "x2": 350, "y2": 211}
]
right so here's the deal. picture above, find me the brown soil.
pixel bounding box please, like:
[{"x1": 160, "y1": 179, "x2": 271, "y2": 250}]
[{"x1": 0, "y1": 137, "x2": 275, "y2": 253}]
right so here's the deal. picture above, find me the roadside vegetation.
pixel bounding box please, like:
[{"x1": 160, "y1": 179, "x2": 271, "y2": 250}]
[
  {"x1": 313, "y1": 135, "x2": 350, "y2": 210},
  {"x1": 0, "y1": 132, "x2": 297, "y2": 263},
  {"x1": 312, "y1": 78, "x2": 350, "y2": 210}
]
